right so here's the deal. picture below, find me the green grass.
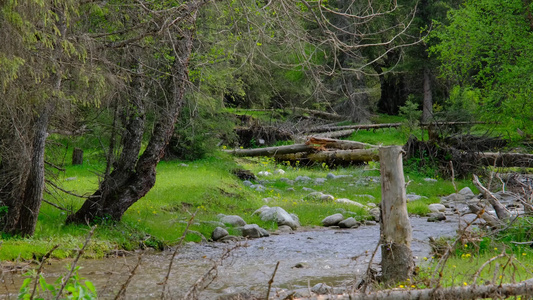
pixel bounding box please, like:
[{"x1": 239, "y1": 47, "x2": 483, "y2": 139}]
[{"x1": 2, "y1": 150, "x2": 476, "y2": 261}]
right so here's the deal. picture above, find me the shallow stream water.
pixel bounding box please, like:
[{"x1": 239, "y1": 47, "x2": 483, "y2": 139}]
[{"x1": 1, "y1": 215, "x2": 470, "y2": 299}]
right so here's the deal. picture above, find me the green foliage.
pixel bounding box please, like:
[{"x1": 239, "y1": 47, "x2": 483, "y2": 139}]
[
  {"x1": 431, "y1": 0, "x2": 533, "y2": 135},
  {"x1": 166, "y1": 99, "x2": 236, "y2": 161},
  {"x1": 18, "y1": 267, "x2": 97, "y2": 300},
  {"x1": 399, "y1": 97, "x2": 422, "y2": 131}
]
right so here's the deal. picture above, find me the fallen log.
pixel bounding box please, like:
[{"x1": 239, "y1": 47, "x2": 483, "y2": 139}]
[
  {"x1": 275, "y1": 149, "x2": 379, "y2": 164},
  {"x1": 306, "y1": 121, "x2": 495, "y2": 133},
  {"x1": 224, "y1": 144, "x2": 313, "y2": 157},
  {"x1": 468, "y1": 203, "x2": 504, "y2": 228},
  {"x1": 224, "y1": 138, "x2": 376, "y2": 157},
  {"x1": 307, "y1": 123, "x2": 402, "y2": 133},
  {"x1": 479, "y1": 152, "x2": 533, "y2": 168},
  {"x1": 293, "y1": 107, "x2": 346, "y2": 121},
  {"x1": 305, "y1": 129, "x2": 355, "y2": 139},
  {"x1": 298, "y1": 278, "x2": 533, "y2": 300},
  {"x1": 472, "y1": 174, "x2": 512, "y2": 221},
  {"x1": 305, "y1": 137, "x2": 375, "y2": 150}
]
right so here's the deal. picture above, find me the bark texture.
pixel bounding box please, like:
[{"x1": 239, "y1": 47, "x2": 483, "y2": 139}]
[
  {"x1": 422, "y1": 67, "x2": 433, "y2": 123},
  {"x1": 298, "y1": 278, "x2": 533, "y2": 300},
  {"x1": 379, "y1": 146, "x2": 414, "y2": 284},
  {"x1": 66, "y1": 5, "x2": 200, "y2": 224}
]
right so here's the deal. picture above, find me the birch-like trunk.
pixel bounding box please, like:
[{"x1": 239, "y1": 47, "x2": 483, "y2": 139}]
[{"x1": 379, "y1": 146, "x2": 414, "y2": 284}]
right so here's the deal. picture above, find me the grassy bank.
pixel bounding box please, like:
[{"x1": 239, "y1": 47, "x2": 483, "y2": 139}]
[{"x1": 1, "y1": 148, "x2": 474, "y2": 261}]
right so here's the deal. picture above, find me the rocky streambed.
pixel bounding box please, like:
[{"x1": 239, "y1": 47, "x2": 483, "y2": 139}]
[{"x1": 1, "y1": 215, "x2": 470, "y2": 299}]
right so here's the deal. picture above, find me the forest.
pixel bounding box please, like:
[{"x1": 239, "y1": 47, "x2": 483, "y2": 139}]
[{"x1": 1, "y1": 0, "x2": 533, "y2": 299}]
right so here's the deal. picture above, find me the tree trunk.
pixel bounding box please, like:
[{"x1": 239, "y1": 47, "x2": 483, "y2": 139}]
[
  {"x1": 379, "y1": 146, "x2": 414, "y2": 285},
  {"x1": 421, "y1": 67, "x2": 433, "y2": 123},
  {"x1": 72, "y1": 147, "x2": 83, "y2": 165},
  {"x1": 66, "y1": 11, "x2": 198, "y2": 224},
  {"x1": 225, "y1": 138, "x2": 375, "y2": 157},
  {"x1": 3, "y1": 103, "x2": 52, "y2": 236},
  {"x1": 301, "y1": 278, "x2": 533, "y2": 300}
]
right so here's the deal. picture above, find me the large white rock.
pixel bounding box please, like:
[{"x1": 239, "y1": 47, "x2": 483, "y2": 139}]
[
  {"x1": 259, "y1": 206, "x2": 300, "y2": 229},
  {"x1": 458, "y1": 187, "x2": 475, "y2": 198},
  {"x1": 428, "y1": 203, "x2": 446, "y2": 213},
  {"x1": 321, "y1": 213, "x2": 344, "y2": 226},
  {"x1": 220, "y1": 215, "x2": 246, "y2": 226},
  {"x1": 335, "y1": 198, "x2": 365, "y2": 208}
]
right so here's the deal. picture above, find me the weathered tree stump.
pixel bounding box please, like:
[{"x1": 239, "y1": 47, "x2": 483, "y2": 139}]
[
  {"x1": 379, "y1": 146, "x2": 414, "y2": 285},
  {"x1": 72, "y1": 147, "x2": 83, "y2": 165}
]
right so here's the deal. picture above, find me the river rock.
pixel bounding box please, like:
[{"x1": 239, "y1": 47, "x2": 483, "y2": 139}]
[
  {"x1": 250, "y1": 184, "x2": 266, "y2": 192},
  {"x1": 302, "y1": 187, "x2": 316, "y2": 192},
  {"x1": 458, "y1": 187, "x2": 475, "y2": 198},
  {"x1": 295, "y1": 175, "x2": 312, "y2": 182},
  {"x1": 212, "y1": 227, "x2": 229, "y2": 241},
  {"x1": 258, "y1": 206, "x2": 300, "y2": 229},
  {"x1": 336, "y1": 198, "x2": 365, "y2": 208},
  {"x1": 494, "y1": 191, "x2": 521, "y2": 204},
  {"x1": 407, "y1": 194, "x2": 427, "y2": 202},
  {"x1": 242, "y1": 180, "x2": 253, "y2": 187},
  {"x1": 314, "y1": 178, "x2": 326, "y2": 185},
  {"x1": 253, "y1": 205, "x2": 271, "y2": 215},
  {"x1": 274, "y1": 169, "x2": 286, "y2": 175},
  {"x1": 242, "y1": 224, "x2": 269, "y2": 238},
  {"x1": 320, "y1": 194, "x2": 335, "y2": 202},
  {"x1": 218, "y1": 235, "x2": 242, "y2": 243},
  {"x1": 353, "y1": 194, "x2": 376, "y2": 201},
  {"x1": 338, "y1": 217, "x2": 360, "y2": 228},
  {"x1": 257, "y1": 171, "x2": 272, "y2": 176},
  {"x1": 276, "y1": 225, "x2": 293, "y2": 233},
  {"x1": 321, "y1": 213, "x2": 344, "y2": 226},
  {"x1": 306, "y1": 191, "x2": 324, "y2": 200},
  {"x1": 311, "y1": 283, "x2": 332, "y2": 295},
  {"x1": 286, "y1": 187, "x2": 296, "y2": 192},
  {"x1": 428, "y1": 203, "x2": 446, "y2": 213},
  {"x1": 427, "y1": 212, "x2": 446, "y2": 222},
  {"x1": 369, "y1": 208, "x2": 380, "y2": 222},
  {"x1": 326, "y1": 173, "x2": 337, "y2": 179},
  {"x1": 220, "y1": 215, "x2": 246, "y2": 226},
  {"x1": 424, "y1": 178, "x2": 438, "y2": 182}
]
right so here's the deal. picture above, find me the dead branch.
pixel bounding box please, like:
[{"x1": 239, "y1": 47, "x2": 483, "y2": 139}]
[
  {"x1": 181, "y1": 243, "x2": 243, "y2": 300},
  {"x1": 31, "y1": 245, "x2": 59, "y2": 299},
  {"x1": 473, "y1": 174, "x2": 512, "y2": 221},
  {"x1": 160, "y1": 210, "x2": 198, "y2": 299},
  {"x1": 55, "y1": 226, "x2": 96, "y2": 300},
  {"x1": 266, "y1": 261, "x2": 280, "y2": 300},
  {"x1": 468, "y1": 203, "x2": 504, "y2": 228},
  {"x1": 297, "y1": 278, "x2": 533, "y2": 300}
]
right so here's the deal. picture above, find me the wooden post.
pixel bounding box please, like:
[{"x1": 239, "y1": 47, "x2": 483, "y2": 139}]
[
  {"x1": 379, "y1": 146, "x2": 414, "y2": 284},
  {"x1": 72, "y1": 147, "x2": 83, "y2": 165}
]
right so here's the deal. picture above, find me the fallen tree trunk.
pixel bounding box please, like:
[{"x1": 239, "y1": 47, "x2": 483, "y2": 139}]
[
  {"x1": 307, "y1": 123, "x2": 402, "y2": 133},
  {"x1": 224, "y1": 138, "x2": 375, "y2": 157},
  {"x1": 472, "y1": 174, "x2": 512, "y2": 221},
  {"x1": 479, "y1": 152, "x2": 533, "y2": 168},
  {"x1": 306, "y1": 121, "x2": 495, "y2": 133},
  {"x1": 299, "y1": 278, "x2": 533, "y2": 300},
  {"x1": 468, "y1": 203, "x2": 504, "y2": 228},
  {"x1": 224, "y1": 144, "x2": 313, "y2": 157},
  {"x1": 275, "y1": 149, "x2": 379, "y2": 164},
  {"x1": 305, "y1": 129, "x2": 355, "y2": 139},
  {"x1": 293, "y1": 107, "x2": 346, "y2": 121}
]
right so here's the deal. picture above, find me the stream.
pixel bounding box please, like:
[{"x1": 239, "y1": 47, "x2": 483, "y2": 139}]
[{"x1": 1, "y1": 215, "x2": 470, "y2": 299}]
